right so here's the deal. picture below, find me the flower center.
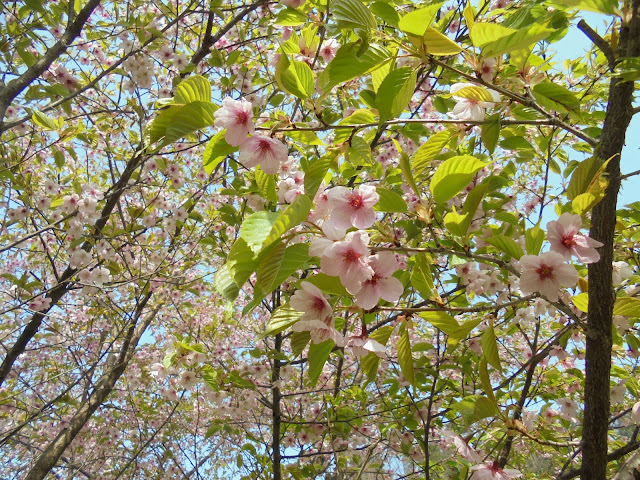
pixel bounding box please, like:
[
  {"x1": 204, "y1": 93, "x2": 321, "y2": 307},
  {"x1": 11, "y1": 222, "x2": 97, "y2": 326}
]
[
  {"x1": 258, "y1": 139, "x2": 272, "y2": 152},
  {"x1": 536, "y1": 263, "x2": 554, "y2": 279},
  {"x1": 312, "y1": 296, "x2": 326, "y2": 313},
  {"x1": 561, "y1": 234, "x2": 576, "y2": 248},
  {"x1": 349, "y1": 193, "x2": 364, "y2": 209},
  {"x1": 235, "y1": 110, "x2": 249, "y2": 125},
  {"x1": 343, "y1": 248, "x2": 360, "y2": 264}
]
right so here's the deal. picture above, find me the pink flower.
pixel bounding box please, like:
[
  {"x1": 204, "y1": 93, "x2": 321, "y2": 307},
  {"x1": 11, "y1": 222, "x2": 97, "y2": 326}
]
[
  {"x1": 632, "y1": 401, "x2": 640, "y2": 424},
  {"x1": 319, "y1": 39, "x2": 339, "y2": 62},
  {"x1": 290, "y1": 281, "x2": 332, "y2": 322},
  {"x1": 238, "y1": 134, "x2": 288, "y2": 174},
  {"x1": 448, "y1": 83, "x2": 500, "y2": 122},
  {"x1": 547, "y1": 212, "x2": 603, "y2": 263},
  {"x1": 519, "y1": 252, "x2": 578, "y2": 301},
  {"x1": 292, "y1": 317, "x2": 344, "y2": 347},
  {"x1": 471, "y1": 461, "x2": 521, "y2": 480},
  {"x1": 213, "y1": 97, "x2": 255, "y2": 146},
  {"x1": 354, "y1": 252, "x2": 404, "y2": 310},
  {"x1": 320, "y1": 231, "x2": 374, "y2": 293},
  {"x1": 327, "y1": 185, "x2": 379, "y2": 230},
  {"x1": 442, "y1": 430, "x2": 481, "y2": 462},
  {"x1": 346, "y1": 335, "x2": 386, "y2": 358}
]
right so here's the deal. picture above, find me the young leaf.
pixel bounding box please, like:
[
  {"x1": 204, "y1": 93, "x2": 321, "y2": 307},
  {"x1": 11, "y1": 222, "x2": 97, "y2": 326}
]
[
  {"x1": 262, "y1": 194, "x2": 312, "y2": 248},
  {"x1": 419, "y1": 311, "x2": 459, "y2": 335},
  {"x1": 376, "y1": 67, "x2": 417, "y2": 122},
  {"x1": 481, "y1": 23, "x2": 555, "y2": 58},
  {"x1": 257, "y1": 304, "x2": 303, "y2": 341},
  {"x1": 613, "y1": 297, "x2": 640, "y2": 318},
  {"x1": 397, "y1": 327, "x2": 415, "y2": 386},
  {"x1": 275, "y1": 54, "x2": 314, "y2": 100},
  {"x1": 481, "y1": 320, "x2": 502, "y2": 371},
  {"x1": 255, "y1": 166, "x2": 277, "y2": 203},
  {"x1": 304, "y1": 155, "x2": 333, "y2": 199},
  {"x1": 481, "y1": 113, "x2": 500, "y2": 154},
  {"x1": 374, "y1": 188, "x2": 408, "y2": 213},
  {"x1": 332, "y1": 0, "x2": 377, "y2": 32},
  {"x1": 484, "y1": 235, "x2": 524, "y2": 259},
  {"x1": 423, "y1": 28, "x2": 463, "y2": 55},
  {"x1": 308, "y1": 340, "x2": 334, "y2": 386},
  {"x1": 203, "y1": 131, "x2": 238, "y2": 174},
  {"x1": 430, "y1": 155, "x2": 487, "y2": 204},
  {"x1": 447, "y1": 85, "x2": 495, "y2": 102},
  {"x1": 174, "y1": 75, "x2": 211, "y2": 104},
  {"x1": 398, "y1": 3, "x2": 443, "y2": 37},
  {"x1": 410, "y1": 253, "x2": 435, "y2": 300},
  {"x1": 525, "y1": 224, "x2": 545, "y2": 255},
  {"x1": 470, "y1": 23, "x2": 516, "y2": 47},
  {"x1": 412, "y1": 129, "x2": 453, "y2": 177},
  {"x1": 239, "y1": 211, "x2": 281, "y2": 253}
]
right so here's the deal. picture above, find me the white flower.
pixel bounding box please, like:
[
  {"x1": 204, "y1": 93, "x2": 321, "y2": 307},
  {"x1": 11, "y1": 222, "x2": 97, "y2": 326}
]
[{"x1": 448, "y1": 83, "x2": 500, "y2": 121}]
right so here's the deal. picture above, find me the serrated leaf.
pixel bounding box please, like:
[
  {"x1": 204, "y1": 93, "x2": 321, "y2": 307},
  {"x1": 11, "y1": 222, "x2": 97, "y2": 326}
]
[
  {"x1": 203, "y1": 131, "x2": 238, "y2": 174},
  {"x1": 481, "y1": 321, "x2": 501, "y2": 371},
  {"x1": 397, "y1": 328, "x2": 414, "y2": 386},
  {"x1": 332, "y1": 0, "x2": 377, "y2": 32},
  {"x1": 448, "y1": 85, "x2": 495, "y2": 102},
  {"x1": 202, "y1": 365, "x2": 220, "y2": 392},
  {"x1": 174, "y1": 75, "x2": 211, "y2": 104},
  {"x1": 444, "y1": 183, "x2": 488, "y2": 237},
  {"x1": 430, "y1": 155, "x2": 487, "y2": 203},
  {"x1": 525, "y1": 224, "x2": 544, "y2": 255},
  {"x1": 227, "y1": 237, "x2": 258, "y2": 287},
  {"x1": 320, "y1": 43, "x2": 392, "y2": 93},
  {"x1": 286, "y1": 129, "x2": 324, "y2": 146},
  {"x1": 474, "y1": 396, "x2": 499, "y2": 420},
  {"x1": 257, "y1": 304, "x2": 303, "y2": 341},
  {"x1": 374, "y1": 188, "x2": 407, "y2": 212},
  {"x1": 32, "y1": 110, "x2": 63, "y2": 131},
  {"x1": 304, "y1": 155, "x2": 333, "y2": 199},
  {"x1": 553, "y1": 0, "x2": 617, "y2": 15},
  {"x1": 291, "y1": 331, "x2": 311, "y2": 356},
  {"x1": 484, "y1": 235, "x2": 524, "y2": 259},
  {"x1": 400, "y1": 151, "x2": 420, "y2": 196},
  {"x1": 423, "y1": 27, "x2": 463, "y2": 55},
  {"x1": 412, "y1": 130, "x2": 453, "y2": 177},
  {"x1": 532, "y1": 81, "x2": 581, "y2": 113},
  {"x1": 376, "y1": 67, "x2": 417, "y2": 123},
  {"x1": 567, "y1": 156, "x2": 606, "y2": 201},
  {"x1": 256, "y1": 243, "x2": 286, "y2": 297},
  {"x1": 275, "y1": 54, "x2": 314, "y2": 100},
  {"x1": 255, "y1": 166, "x2": 277, "y2": 202},
  {"x1": 308, "y1": 340, "x2": 334, "y2": 386},
  {"x1": 370, "y1": 2, "x2": 400, "y2": 26},
  {"x1": 303, "y1": 273, "x2": 348, "y2": 295},
  {"x1": 275, "y1": 7, "x2": 308, "y2": 26},
  {"x1": 478, "y1": 358, "x2": 496, "y2": 403},
  {"x1": 613, "y1": 297, "x2": 640, "y2": 318},
  {"x1": 239, "y1": 211, "x2": 281, "y2": 253},
  {"x1": 482, "y1": 23, "x2": 554, "y2": 58},
  {"x1": 150, "y1": 101, "x2": 218, "y2": 146},
  {"x1": 572, "y1": 292, "x2": 589, "y2": 312},
  {"x1": 411, "y1": 253, "x2": 434, "y2": 300},
  {"x1": 398, "y1": 3, "x2": 443, "y2": 37},
  {"x1": 263, "y1": 195, "x2": 312, "y2": 248},
  {"x1": 481, "y1": 113, "x2": 500, "y2": 154},
  {"x1": 420, "y1": 311, "x2": 459, "y2": 334},
  {"x1": 214, "y1": 263, "x2": 240, "y2": 301},
  {"x1": 470, "y1": 23, "x2": 516, "y2": 47}
]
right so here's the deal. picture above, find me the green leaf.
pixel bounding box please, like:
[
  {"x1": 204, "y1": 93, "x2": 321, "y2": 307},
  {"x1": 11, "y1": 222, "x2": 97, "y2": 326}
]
[
  {"x1": 423, "y1": 28, "x2": 463, "y2": 55},
  {"x1": 320, "y1": 43, "x2": 392, "y2": 93},
  {"x1": 254, "y1": 243, "x2": 310, "y2": 302},
  {"x1": 449, "y1": 318, "x2": 483, "y2": 343},
  {"x1": 304, "y1": 155, "x2": 333, "y2": 199},
  {"x1": 255, "y1": 166, "x2": 277, "y2": 203},
  {"x1": 430, "y1": 155, "x2": 487, "y2": 204},
  {"x1": 474, "y1": 396, "x2": 499, "y2": 420},
  {"x1": 362, "y1": 326, "x2": 395, "y2": 384},
  {"x1": 239, "y1": 211, "x2": 281, "y2": 253},
  {"x1": 203, "y1": 131, "x2": 239, "y2": 174},
  {"x1": 397, "y1": 327, "x2": 414, "y2": 386},
  {"x1": 308, "y1": 340, "x2": 334, "y2": 386},
  {"x1": 552, "y1": 0, "x2": 617, "y2": 15},
  {"x1": 400, "y1": 151, "x2": 420, "y2": 196},
  {"x1": 419, "y1": 311, "x2": 459, "y2": 334},
  {"x1": 447, "y1": 85, "x2": 495, "y2": 102},
  {"x1": 484, "y1": 235, "x2": 524, "y2": 259},
  {"x1": 370, "y1": 2, "x2": 400, "y2": 27},
  {"x1": 613, "y1": 297, "x2": 640, "y2": 318},
  {"x1": 410, "y1": 253, "x2": 434, "y2": 300},
  {"x1": 227, "y1": 238, "x2": 259, "y2": 288},
  {"x1": 376, "y1": 67, "x2": 417, "y2": 122},
  {"x1": 214, "y1": 263, "x2": 240, "y2": 301},
  {"x1": 567, "y1": 156, "x2": 606, "y2": 200},
  {"x1": 332, "y1": 0, "x2": 377, "y2": 32},
  {"x1": 303, "y1": 273, "x2": 348, "y2": 295},
  {"x1": 275, "y1": 7, "x2": 308, "y2": 26},
  {"x1": 482, "y1": 23, "x2": 555, "y2": 58},
  {"x1": 257, "y1": 304, "x2": 303, "y2": 341},
  {"x1": 481, "y1": 113, "x2": 500, "y2": 154},
  {"x1": 412, "y1": 130, "x2": 453, "y2": 177},
  {"x1": 291, "y1": 331, "x2": 311, "y2": 356},
  {"x1": 375, "y1": 188, "x2": 407, "y2": 213},
  {"x1": 32, "y1": 110, "x2": 63, "y2": 131},
  {"x1": 481, "y1": 320, "x2": 501, "y2": 371},
  {"x1": 525, "y1": 224, "x2": 545, "y2": 255},
  {"x1": 398, "y1": 3, "x2": 443, "y2": 37},
  {"x1": 444, "y1": 182, "x2": 488, "y2": 237},
  {"x1": 275, "y1": 54, "x2": 314, "y2": 100},
  {"x1": 262, "y1": 195, "x2": 312, "y2": 248},
  {"x1": 286, "y1": 129, "x2": 325, "y2": 146},
  {"x1": 174, "y1": 75, "x2": 211, "y2": 104},
  {"x1": 201, "y1": 365, "x2": 220, "y2": 392},
  {"x1": 532, "y1": 81, "x2": 581, "y2": 112},
  {"x1": 572, "y1": 292, "x2": 589, "y2": 313},
  {"x1": 478, "y1": 358, "x2": 496, "y2": 403},
  {"x1": 150, "y1": 101, "x2": 218, "y2": 146},
  {"x1": 470, "y1": 23, "x2": 516, "y2": 47}
]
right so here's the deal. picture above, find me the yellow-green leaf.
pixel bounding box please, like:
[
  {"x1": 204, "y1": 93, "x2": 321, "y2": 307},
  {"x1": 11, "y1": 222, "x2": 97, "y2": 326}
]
[
  {"x1": 430, "y1": 155, "x2": 487, "y2": 204},
  {"x1": 423, "y1": 27, "x2": 462, "y2": 55}
]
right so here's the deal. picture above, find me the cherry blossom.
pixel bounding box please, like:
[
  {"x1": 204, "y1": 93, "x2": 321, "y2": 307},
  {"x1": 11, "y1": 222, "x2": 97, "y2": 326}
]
[
  {"x1": 448, "y1": 83, "x2": 500, "y2": 121},
  {"x1": 292, "y1": 317, "x2": 345, "y2": 346},
  {"x1": 346, "y1": 335, "x2": 386, "y2": 358},
  {"x1": 320, "y1": 231, "x2": 374, "y2": 293},
  {"x1": 238, "y1": 134, "x2": 288, "y2": 174},
  {"x1": 319, "y1": 39, "x2": 339, "y2": 62},
  {"x1": 290, "y1": 281, "x2": 332, "y2": 322},
  {"x1": 213, "y1": 97, "x2": 255, "y2": 146},
  {"x1": 327, "y1": 185, "x2": 379, "y2": 230},
  {"x1": 471, "y1": 461, "x2": 522, "y2": 480},
  {"x1": 519, "y1": 252, "x2": 579, "y2": 301},
  {"x1": 546, "y1": 212, "x2": 603, "y2": 263},
  {"x1": 353, "y1": 252, "x2": 404, "y2": 310}
]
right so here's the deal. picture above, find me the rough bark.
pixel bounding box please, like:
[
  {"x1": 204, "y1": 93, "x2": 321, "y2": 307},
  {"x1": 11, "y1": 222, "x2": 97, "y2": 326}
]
[{"x1": 581, "y1": 2, "x2": 640, "y2": 478}]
